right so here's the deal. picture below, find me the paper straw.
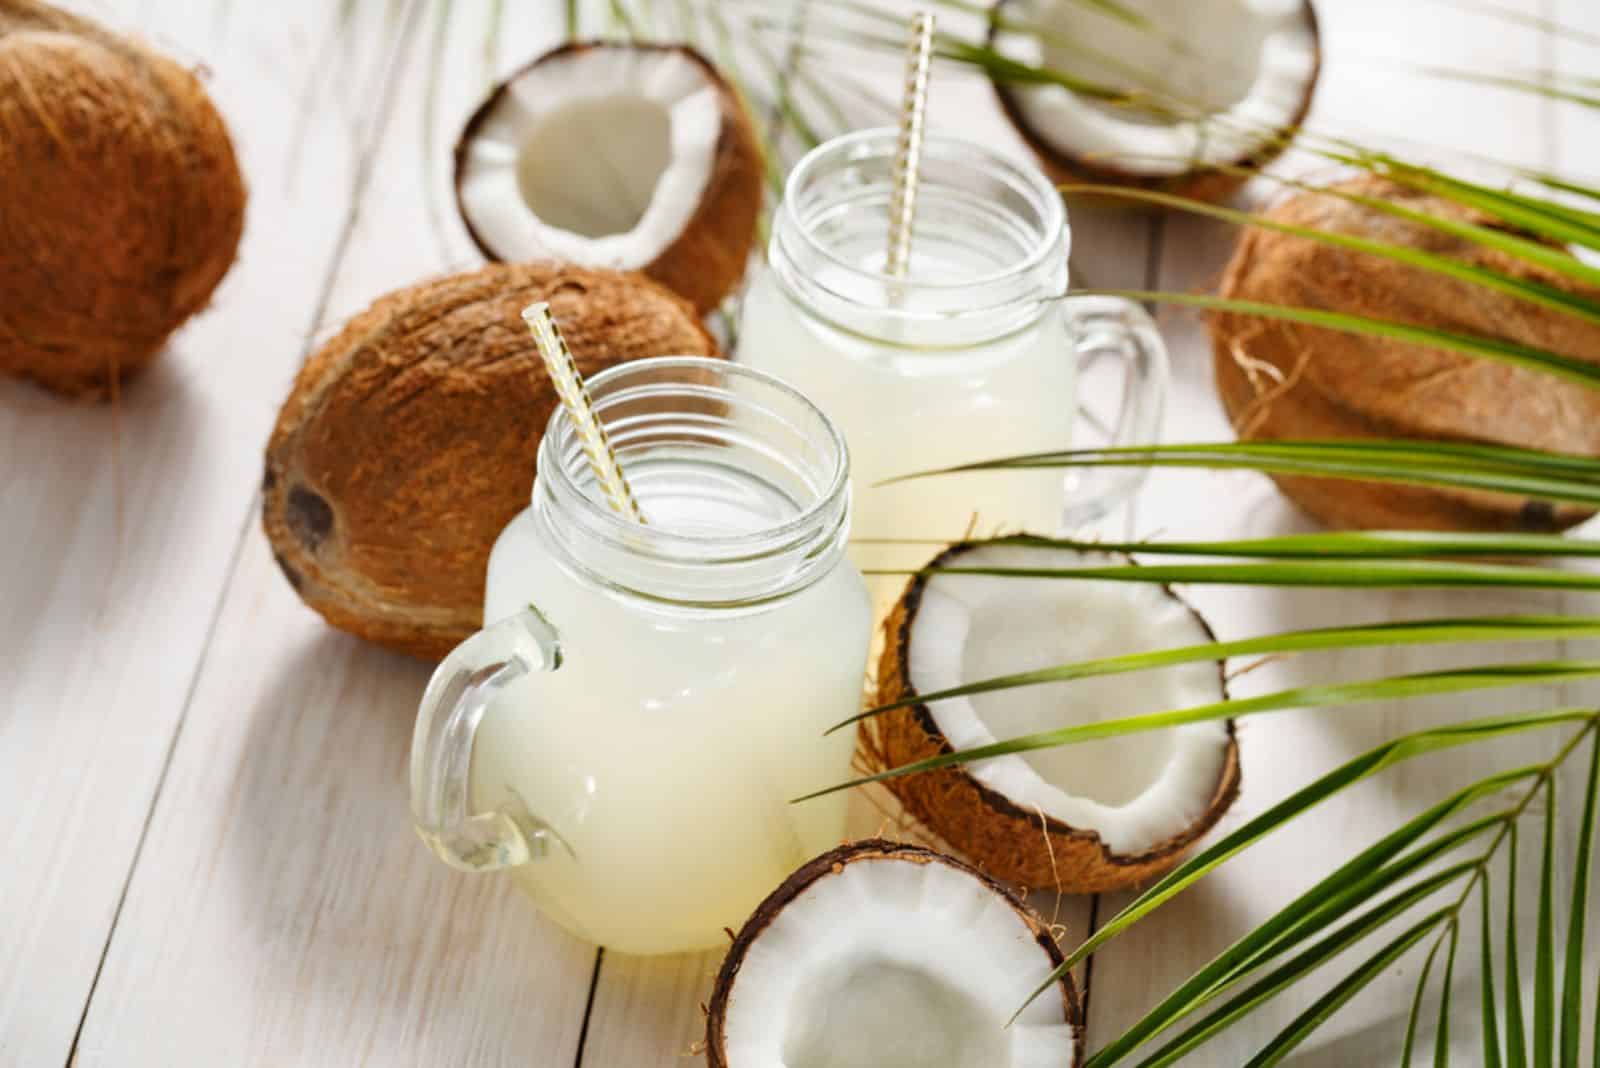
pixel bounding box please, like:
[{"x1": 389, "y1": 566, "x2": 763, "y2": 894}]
[
  {"x1": 885, "y1": 10, "x2": 936, "y2": 279},
  {"x1": 522, "y1": 302, "x2": 647, "y2": 524}
]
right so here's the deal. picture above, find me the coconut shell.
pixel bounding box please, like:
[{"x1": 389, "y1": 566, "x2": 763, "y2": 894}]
[
  {"x1": 987, "y1": 0, "x2": 1320, "y2": 205},
  {"x1": 455, "y1": 42, "x2": 762, "y2": 315},
  {"x1": 0, "y1": 0, "x2": 245, "y2": 398},
  {"x1": 869, "y1": 542, "x2": 1241, "y2": 895},
  {"x1": 705, "y1": 839, "x2": 1084, "y2": 1068},
  {"x1": 262, "y1": 262, "x2": 719, "y2": 660},
  {"x1": 1212, "y1": 174, "x2": 1600, "y2": 530}
]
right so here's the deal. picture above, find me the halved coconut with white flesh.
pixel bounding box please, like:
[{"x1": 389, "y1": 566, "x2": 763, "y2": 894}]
[
  {"x1": 707, "y1": 840, "x2": 1083, "y2": 1068},
  {"x1": 989, "y1": 0, "x2": 1321, "y2": 203},
  {"x1": 872, "y1": 541, "x2": 1239, "y2": 893},
  {"x1": 454, "y1": 42, "x2": 762, "y2": 314}
]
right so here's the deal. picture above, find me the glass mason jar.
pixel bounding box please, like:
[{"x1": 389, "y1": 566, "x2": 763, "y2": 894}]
[
  {"x1": 740, "y1": 128, "x2": 1169, "y2": 609},
  {"x1": 410, "y1": 358, "x2": 871, "y2": 955}
]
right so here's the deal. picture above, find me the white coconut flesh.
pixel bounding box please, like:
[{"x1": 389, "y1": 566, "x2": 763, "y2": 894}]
[
  {"x1": 457, "y1": 46, "x2": 721, "y2": 266},
  {"x1": 718, "y1": 851, "x2": 1079, "y2": 1067},
  {"x1": 996, "y1": 0, "x2": 1318, "y2": 175},
  {"x1": 908, "y1": 544, "x2": 1229, "y2": 856}
]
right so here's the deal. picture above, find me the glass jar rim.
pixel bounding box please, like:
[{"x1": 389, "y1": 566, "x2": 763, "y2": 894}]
[
  {"x1": 779, "y1": 126, "x2": 1067, "y2": 298},
  {"x1": 538, "y1": 356, "x2": 851, "y2": 564}
]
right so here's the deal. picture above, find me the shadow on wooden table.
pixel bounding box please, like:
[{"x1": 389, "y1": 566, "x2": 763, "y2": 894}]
[{"x1": 214, "y1": 625, "x2": 595, "y2": 1061}]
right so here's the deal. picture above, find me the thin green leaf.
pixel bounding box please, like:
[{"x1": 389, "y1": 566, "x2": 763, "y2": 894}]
[
  {"x1": 1539, "y1": 775, "x2": 1559, "y2": 1068},
  {"x1": 1061, "y1": 184, "x2": 1600, "y2": 327},
  {"x1": 564, "y1": 0, "x2": 579, "y2": 38},
  {"x1": 1436, "y1": 921, "x2": 1462, "y2": 1068},
  {"x1": 894, "y1": 440, "x2": 1600, "y2": 509},
  {"x1": 1094, "y1": 812, "x2": 1508, "y2": 1066},
  {"x1": 909, "y1": 438, "x2": 1600, "y2": 479},
  {"x1": 1364, "y1": 159, "x2": 1600, "y2": 253},
  {"x1": 1003, "y1": 531, "x2": 1600, "y2": 560},
  {"x1": 1119, "y1": 861, "x2": 1482, "y2": 1068},
  {"x1": 1510, "y1": 823, "x2": 1531, "y2": 1068},
  {"x1": 1222, "y1": 161, "x2": 1600, "y2": 288},
  {"x1": 1245, "y1": 911, "x2": 1453, "y2": 1068},
  {"x1": 1566, "y1": 730, "x2": 1600, "y2": 1067},
  {"x1": 817, "y1": 664, "x2": 1600, "y2": 801},
  {"x1": 1484, "y1": 881, "x2": 1505, "y2": 1068},
  {"x1": 1414, "y1": 66, "x2": 1600, "y2": 112},
  {"x1": 874, "y1": 558, "x2": 1600, "y2": 595},
  {"x1": 1402, "y1": 927, "x2": 1449, "y2": 1066},
  {"x1": 1076, "y1": 289, "x2": 1600, "y2": 391},
  {"x1": 847, "y1": 616, "x2": 1600, "y2": 731}
]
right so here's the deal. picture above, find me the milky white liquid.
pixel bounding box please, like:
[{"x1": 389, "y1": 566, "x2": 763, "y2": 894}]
[
  {"x1": 741, "y1": 261, "x2": 1075, "y2": 614},
  {"x1": 471, "y1": 461, "x2": 870, "y2": 954}
]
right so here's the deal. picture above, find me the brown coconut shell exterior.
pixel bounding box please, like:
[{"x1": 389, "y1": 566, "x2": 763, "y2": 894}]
[
  {"x1": 705, "y1": 839, "x2": 1084, "y2": 1068},
  {"x1": 1211, "y1": 174, "x2": 1600, "y2": 531},
  {"x1": 871, "y1": 542, "x2": 1241, "y2": 895},
  {"x1": 0, "y1": 0, "x2": 245, "y2": 398},
  {"x1": 261, "y1": 262, "x2": 719, "y2": 660},
  {"x1": 987, "y1": 0, "x2": 1321, "y2": 205},
  {"x1": 454, "y1": 41, "x2": 763, "y2": 315}
]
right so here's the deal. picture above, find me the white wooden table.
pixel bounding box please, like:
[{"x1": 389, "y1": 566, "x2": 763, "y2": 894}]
[{"x1": 4, "y1": 1, "x2": 1598, "y2": 1064}]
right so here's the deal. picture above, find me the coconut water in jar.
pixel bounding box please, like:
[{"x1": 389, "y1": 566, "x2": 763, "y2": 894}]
[
  {"x1": 410, "y1": 358, "x2": 870, "y2": 955},
  {"x1": 740, "y1": 129, "x2": 1169, "y2": 614}
]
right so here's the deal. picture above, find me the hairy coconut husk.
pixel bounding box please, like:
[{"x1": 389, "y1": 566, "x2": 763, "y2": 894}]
[
  {"x1": 1212, "y1": 174, "x2": 1600, "y2": 530},
  {"x1": 262, "y1": 262, "x2": 719, "y2": 660},
  {"x1": 705, "y1": 839, "x2": 1084, "y2": 1068},
  {"x1": 870, "y1": 544, "x2": 1241, "y2": 895},
  {"x1": 0, "y1": 0, "x2": 245, "y2": 398},
  {"x1": 455, "y1": 42, "x2": 762, "y2": 315}
]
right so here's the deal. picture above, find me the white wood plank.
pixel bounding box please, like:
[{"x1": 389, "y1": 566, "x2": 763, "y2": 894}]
[
  {"x1": 71, "y1": 532, "x2": 598, "y2": 1066},
  {"x1": 1083, "y1": 0, "x2": 1600, "y2": 1061},
  {"x1": 0, "y1": 1, "x2": 401, "y2": 1062},
  {"x1": 70, "y1": 3, "x2": 604, "y2": 1064}
]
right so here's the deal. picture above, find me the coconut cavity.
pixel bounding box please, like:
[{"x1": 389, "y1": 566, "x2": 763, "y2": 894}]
[
  {"x1": 707, "y1": 841, "x2": 1082, "y2": 1068},
  {"x1": 513, "y1": 94, "x2": 674, "y2": 238},
  {"x1": 455, "y1": 42, "x2": 763, "y2": 313},
  {"x1": 990, "y1": 0, "x2": 1319, "y2": 200},
  {"x1": 0, "y1": 0, "x2": 245, "y2": 398},
  {"x1": 875, "y1": 541, "x2": 1239, "y2": 893}
]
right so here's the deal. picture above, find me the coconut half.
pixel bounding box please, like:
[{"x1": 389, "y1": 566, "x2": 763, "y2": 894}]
[
  {"x1": 990, "y1": 0, "x2": 1320, "y2": 202},
  {"x1": 707, "y1": 839, "x2": 1083, "y2": 1068},
  {"x1": 454, "y1": 42, "x2": 762, "y2": 314},
  {"x1": 873, "y1": 541, "x2": 1239, "y2": 893}
]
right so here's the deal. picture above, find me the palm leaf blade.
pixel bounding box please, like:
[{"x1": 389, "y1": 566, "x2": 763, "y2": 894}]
[
  {"x1": 1245, "y1": 912, "x2": 1452, "y2": 1068},
  {"x1": 1564, "y1": 730, "x2": 1600, "y2": 1067},
  {"x1": 1538, "y1": 775, "x2": 1559, "y2": 1067}
]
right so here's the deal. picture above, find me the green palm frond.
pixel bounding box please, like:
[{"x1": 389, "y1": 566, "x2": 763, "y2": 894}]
[{"x1": 892, "y1": 440, "x2": 1600, "y2": 509}]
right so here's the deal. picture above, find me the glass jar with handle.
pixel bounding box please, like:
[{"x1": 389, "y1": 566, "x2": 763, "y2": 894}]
[
  {"x1": 410, "y1": 357, "x2": 871, "y2": 955},
  {"x1": 739, "y1": 128, "x2": 1169, "y2": 611}
]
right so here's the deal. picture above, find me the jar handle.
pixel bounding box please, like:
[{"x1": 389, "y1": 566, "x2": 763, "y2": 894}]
[
  {"x1": 409, "y1": 606, "x2": 562, "y2": 873},
  {"x1": 1060, "y1": 295, "x2": 1170, "y2": 530}
]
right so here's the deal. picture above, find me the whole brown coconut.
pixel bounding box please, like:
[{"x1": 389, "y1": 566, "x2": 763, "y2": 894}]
[
  {"x1": 870, "y1": 542, "x2": 1241, "y2": 895},
  {"x1": 1212, "y1": 175, "x2": 1600, "y2": 530},
  {"x1": 0, "y1": 0, "x2": 245, "y2": 398},
  {"x1": 262, "y1": 262, "x2": 719, "y2": 660}
]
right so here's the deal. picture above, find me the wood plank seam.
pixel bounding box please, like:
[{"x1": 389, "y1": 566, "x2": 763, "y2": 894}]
[{"x1": 56, "y1": 5, "x2": 429, "y2": 1063}]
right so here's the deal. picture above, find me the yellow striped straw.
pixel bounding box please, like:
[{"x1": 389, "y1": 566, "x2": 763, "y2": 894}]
[
  {"x1": 885, "y1": 10, "x2": 936, "y2": 279},
  {"x1": 522, "y1": 302, "x2": 647, "y2": 524}
]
